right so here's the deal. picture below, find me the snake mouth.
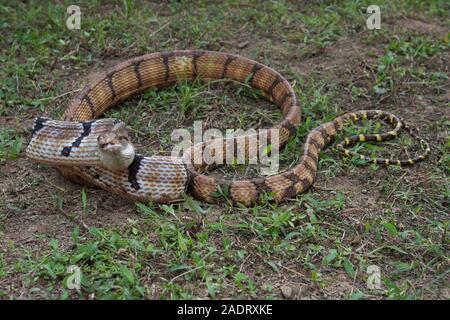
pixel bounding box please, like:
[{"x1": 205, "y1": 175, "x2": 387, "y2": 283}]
[{"x1": 100, "y1": 143, "x2": 122, "y2": 153}]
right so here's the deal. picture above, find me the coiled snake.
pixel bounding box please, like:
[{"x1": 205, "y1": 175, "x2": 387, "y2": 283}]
[{"x1": 26, "y1": 50, "x2": 430, "y2": 206}]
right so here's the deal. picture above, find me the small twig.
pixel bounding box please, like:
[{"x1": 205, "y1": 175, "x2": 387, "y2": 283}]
[
  {"x1": 278, "y1": 264, "x2": 305, "y2": 277},
  {"x1": 16, "y1": 72, "x2": 20, "y2": 95},
  {"x1": 36, "y1": 89, "x2": 81, "y2": 101},
  {"x1": 386, "y1": 171, "x2": 408, "y2": 200},
  {"x1": 169, "y1": 265, "x2": 209, "y2": 284},
  {"x1": 313, "y1": 184, "x2": 335, "y2": 191},
  {"x1": 54, "y1": 204, "x2": 90, "y2": 231},
  {"x1": 43, "y1": 176, "x2": 68, "y2": 193},
  {"x1": 349, "y1": 269, "x2": 359, "y2": 297},
  {"x1": 149, "y1": 21, "x2": 170, "y2": 38}
]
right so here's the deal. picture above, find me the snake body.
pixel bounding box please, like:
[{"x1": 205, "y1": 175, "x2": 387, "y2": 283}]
[
  {"x1": 26, "y1": 50, "x2": 430, "y2": 206},
  {"x1": 27, "y1": 118, "x2": 188, "y2": 203}
]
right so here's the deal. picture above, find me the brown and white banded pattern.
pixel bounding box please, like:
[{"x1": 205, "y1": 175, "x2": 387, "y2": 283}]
[{"x1": 27, "y1": 118, "x2": 120, "y2": 166}]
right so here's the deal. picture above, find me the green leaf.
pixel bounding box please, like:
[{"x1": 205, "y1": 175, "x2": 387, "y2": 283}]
[
  {"x1": 285, "y1": 231, "x2": 302, "y2": 240},
  {"x1": 266, "y1": 260, "x2": 280, "y2": 273},
  {"x1": 322, "y1": 249, "x2": 337, "y2": 265},
  {"x1": 136, "y1": 202, "x2": 157, "y2": 216},
  {"x1": 311, "y1": 271, "x2": 319, "y2": 282},
  {"x1": 394, "y1": 261, "x2": 412, "y2": 273},
  {"x1": 308, "y1": 211, "x2": 318, "y2": 224},
  {"x1": 119, "y1": 266, "x2": 134, "y2": 284},
  {"x1": 42, "y1": 264, "x2": 57, "y2": 279},
  {"x1": 263, "y1": 144, "x2": 272, "y2": 156},
  {"x1": 49, "y1": 239, "x2": 59, "y2": 251},
  {"x1": 169, "y1": 264, "x2": 190, "y2": 273},
  {"x1": 343, "y1": 259, "x2": 355, "y2": 278},
  {"x1": 183, "y1": 194, "x2": 205, "y2": 215},
  {"x1": 385, "y1": 245, "x2": 407, "y2": 255},
  {"x1": 81, "y1": 188, "x2": 87, "y2": 214},
  {"x1": 211, "y1": 184, "x2": 230, "y2": 199},
  {"x1": 234, "y1": 272, "x2": 247, "y2": 290},
  {"x1": 206, "y1": 278, "x2": 218, "y2": 298},
  {"x1": 88, "y1": 227, "x2": 102, "y2": 238},
  {"x1": 71, "y1": 226, "x2": 79, "y2": 242},
  {"x1": 350, "y1": 291, "x2": 365, "y2": 300},
  {"x1": 236, "y1": 250, "x2": 247, "y2": 260},
  {"x1": 177, "y1": 232, "x2": 188, "y2": 251},
  {"x1": 382, "y1": 222, "x2": 398, "y2": 236}
]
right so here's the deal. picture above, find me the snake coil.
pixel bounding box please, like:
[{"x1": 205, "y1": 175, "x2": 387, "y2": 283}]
[{"x1": 26, "y1": 50, "x2": 430, "y2": 206}]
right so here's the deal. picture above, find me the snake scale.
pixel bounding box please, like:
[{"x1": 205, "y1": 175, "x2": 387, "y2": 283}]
[{"x1": 26, "y1": 50, "x2": 430, "y2": 206}]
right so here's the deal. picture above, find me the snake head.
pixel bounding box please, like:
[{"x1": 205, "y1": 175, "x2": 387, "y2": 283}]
[{"x1": 97, "y1": 122, "x2": 136, "y2": 171}]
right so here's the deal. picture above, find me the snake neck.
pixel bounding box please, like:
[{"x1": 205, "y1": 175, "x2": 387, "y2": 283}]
[{"x1": 98, "y1": 143, "x2": 135, "y2": 171}]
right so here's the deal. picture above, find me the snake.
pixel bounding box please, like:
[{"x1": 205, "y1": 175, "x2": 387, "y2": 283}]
[{"x1": 26, "y1": 50, "x2": 431, "y2": 206}]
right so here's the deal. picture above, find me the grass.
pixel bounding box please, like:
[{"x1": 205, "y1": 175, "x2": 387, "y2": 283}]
[
  {"x1": 0, "y1": 128, "x2": 22, "y2": 165},
  {"x1": 0, "y1": 0, "x2": 449, "y2": 299}
]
